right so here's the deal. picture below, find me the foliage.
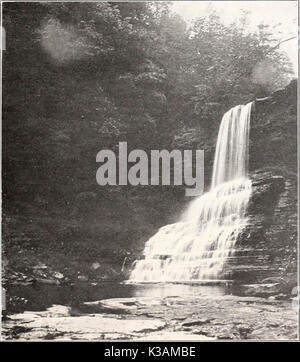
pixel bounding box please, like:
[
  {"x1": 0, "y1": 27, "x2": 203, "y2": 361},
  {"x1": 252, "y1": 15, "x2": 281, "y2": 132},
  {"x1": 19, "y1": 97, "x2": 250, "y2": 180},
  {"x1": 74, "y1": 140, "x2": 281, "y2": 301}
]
[{"x1": 2, "y1": 2, "x2": 294, "y2": 215}]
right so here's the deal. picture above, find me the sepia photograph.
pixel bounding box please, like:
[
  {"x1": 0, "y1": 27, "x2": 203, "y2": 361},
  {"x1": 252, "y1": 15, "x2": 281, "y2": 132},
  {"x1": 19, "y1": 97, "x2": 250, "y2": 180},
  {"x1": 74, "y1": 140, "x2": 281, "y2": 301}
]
[{"x1": 1, "y1": 0, "x2": 299, "y2": 342}]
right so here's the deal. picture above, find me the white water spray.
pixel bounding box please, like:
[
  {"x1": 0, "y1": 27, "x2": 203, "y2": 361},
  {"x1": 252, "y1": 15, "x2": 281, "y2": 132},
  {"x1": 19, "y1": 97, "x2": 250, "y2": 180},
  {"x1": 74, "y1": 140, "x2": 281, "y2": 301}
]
[{"x1": 130, "y1": 102, "x2": 253, "y2": 282}]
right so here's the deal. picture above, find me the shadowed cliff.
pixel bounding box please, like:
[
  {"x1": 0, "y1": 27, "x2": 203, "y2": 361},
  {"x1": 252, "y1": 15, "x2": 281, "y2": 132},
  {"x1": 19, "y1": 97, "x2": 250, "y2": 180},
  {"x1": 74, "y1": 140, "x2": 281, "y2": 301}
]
[{"x1": 226, "y1": 80, "x2": 297, "y2": 287}]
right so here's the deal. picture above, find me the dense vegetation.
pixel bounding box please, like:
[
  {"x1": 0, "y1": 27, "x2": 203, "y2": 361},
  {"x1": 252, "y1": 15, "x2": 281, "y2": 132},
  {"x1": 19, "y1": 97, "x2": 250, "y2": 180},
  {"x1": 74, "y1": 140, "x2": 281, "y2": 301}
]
[{"x1": 2, "y1": 2, "x2": 295, "y2": 280}]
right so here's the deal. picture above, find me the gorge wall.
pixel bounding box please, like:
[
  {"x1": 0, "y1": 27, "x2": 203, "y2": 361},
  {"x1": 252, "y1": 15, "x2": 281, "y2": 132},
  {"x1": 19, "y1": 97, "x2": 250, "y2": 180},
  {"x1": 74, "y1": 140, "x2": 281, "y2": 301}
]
[{"x1": 225, "y1": 79, "x2": 297, "y2": 284}]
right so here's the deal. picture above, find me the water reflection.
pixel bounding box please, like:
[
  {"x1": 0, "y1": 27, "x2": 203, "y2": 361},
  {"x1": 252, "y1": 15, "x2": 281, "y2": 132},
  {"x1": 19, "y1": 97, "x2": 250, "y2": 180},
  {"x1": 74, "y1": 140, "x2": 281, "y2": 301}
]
[{"x1": 130, "y1": 282, "x2": 226, "y2": 298}]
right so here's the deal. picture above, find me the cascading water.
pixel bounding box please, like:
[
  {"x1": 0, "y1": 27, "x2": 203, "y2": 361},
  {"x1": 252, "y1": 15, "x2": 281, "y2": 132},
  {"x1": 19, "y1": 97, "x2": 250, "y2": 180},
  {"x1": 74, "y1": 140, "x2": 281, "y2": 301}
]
[{"x1": 129, "y1": 102, "x2": 253, "y2": 282}]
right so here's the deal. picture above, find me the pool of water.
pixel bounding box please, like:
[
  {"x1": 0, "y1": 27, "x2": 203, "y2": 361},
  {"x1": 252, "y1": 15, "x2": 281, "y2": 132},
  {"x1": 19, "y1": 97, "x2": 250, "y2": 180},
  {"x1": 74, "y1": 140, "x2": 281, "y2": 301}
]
[{"x1": 5, "y1": 281, "x2": 229, "y2": 314}]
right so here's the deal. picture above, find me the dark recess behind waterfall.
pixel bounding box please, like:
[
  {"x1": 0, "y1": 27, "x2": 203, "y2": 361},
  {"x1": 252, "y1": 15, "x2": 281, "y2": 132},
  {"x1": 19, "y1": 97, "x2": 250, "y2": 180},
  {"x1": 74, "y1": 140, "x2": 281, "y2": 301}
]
[{"x1": 2, "y1": 2, "x2": 297, "y2": 283}]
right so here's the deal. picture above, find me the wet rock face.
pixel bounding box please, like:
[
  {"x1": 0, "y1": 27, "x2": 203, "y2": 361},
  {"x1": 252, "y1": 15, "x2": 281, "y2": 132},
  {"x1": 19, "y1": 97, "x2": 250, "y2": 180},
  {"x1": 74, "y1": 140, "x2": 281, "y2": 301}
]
[
  {"x1": 229, "y1": 169, "x2": 297, "y2": 286},
  {"x1": 250, "y1": 79, "x2": 297, "y2": 173},
  {"x1": 3, "y1": 295, "x2": 297, "y2": 340},
  {"x1": 227, "y1": 80, "x2": 297, "y2": 285}
]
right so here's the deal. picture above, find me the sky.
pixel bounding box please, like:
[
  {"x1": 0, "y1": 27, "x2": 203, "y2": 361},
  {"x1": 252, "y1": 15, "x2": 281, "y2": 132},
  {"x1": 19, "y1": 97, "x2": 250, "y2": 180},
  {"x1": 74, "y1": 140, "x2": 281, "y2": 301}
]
[{"x1": 172, "y1": 1, "x2": 298, "y2": 75}]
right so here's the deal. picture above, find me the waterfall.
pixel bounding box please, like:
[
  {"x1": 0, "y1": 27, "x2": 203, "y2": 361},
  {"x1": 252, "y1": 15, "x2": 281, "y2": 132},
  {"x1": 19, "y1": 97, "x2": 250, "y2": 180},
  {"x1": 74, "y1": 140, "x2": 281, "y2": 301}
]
[{"x1": 129, "y1": 102, "x2": 253, "y2": 282}]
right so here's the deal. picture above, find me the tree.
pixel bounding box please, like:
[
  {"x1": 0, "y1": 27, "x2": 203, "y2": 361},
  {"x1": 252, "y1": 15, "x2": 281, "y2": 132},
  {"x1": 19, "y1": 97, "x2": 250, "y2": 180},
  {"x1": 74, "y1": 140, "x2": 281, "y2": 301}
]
[{"x1": 2, "y1": 2, "x2": 294, "y2": 215}]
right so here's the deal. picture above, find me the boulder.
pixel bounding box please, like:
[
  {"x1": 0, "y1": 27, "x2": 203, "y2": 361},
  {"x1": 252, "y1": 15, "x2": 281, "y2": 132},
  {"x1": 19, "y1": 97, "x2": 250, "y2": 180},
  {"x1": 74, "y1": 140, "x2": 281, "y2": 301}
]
[{"x1": 241, "y1": 283, "x2": 282, "y2": 297}]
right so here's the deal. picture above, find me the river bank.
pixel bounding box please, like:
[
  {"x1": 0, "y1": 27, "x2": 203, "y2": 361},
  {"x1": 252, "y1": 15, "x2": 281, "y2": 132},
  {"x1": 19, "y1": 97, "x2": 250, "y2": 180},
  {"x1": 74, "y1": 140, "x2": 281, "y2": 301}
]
[{"x1": 2, "y1": 282, "x2": 298, "y2": 341}]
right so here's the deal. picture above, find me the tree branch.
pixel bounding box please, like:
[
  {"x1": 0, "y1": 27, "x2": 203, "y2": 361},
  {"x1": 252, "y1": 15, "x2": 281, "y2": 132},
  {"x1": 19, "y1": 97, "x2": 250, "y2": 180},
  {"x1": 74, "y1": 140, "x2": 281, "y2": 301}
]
[{"x1": 266, "y1": 36, "x2": 297, "y2": 54}]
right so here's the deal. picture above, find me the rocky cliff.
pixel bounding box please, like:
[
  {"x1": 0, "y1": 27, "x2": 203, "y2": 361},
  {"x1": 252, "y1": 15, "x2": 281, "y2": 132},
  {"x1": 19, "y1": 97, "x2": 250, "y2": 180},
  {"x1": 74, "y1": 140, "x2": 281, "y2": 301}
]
[{"x1": 226, "y1": 80, "x2": 297, "y2": 288}]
